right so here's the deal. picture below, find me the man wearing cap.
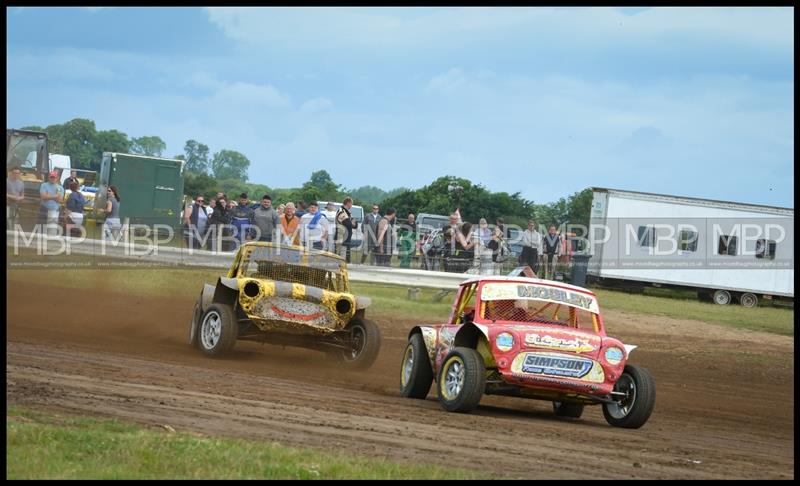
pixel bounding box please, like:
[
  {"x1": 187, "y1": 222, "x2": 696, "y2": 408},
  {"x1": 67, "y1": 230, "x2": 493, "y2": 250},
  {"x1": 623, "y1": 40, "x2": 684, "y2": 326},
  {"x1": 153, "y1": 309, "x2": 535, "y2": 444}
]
[{"x1": 40, "y1": 170, "x2": 64, "y2": 236}]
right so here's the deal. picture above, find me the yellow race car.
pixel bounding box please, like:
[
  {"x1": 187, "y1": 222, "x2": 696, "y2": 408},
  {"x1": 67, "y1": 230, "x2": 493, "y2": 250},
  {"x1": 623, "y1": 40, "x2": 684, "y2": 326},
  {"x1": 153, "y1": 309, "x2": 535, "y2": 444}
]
[{"x1": 189, "y1": 242, "x2": 380, "y2": 369}]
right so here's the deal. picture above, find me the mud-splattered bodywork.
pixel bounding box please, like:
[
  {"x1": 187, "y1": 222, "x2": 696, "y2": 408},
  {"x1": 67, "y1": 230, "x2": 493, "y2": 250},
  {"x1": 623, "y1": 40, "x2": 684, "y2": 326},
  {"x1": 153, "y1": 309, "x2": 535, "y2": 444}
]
[{"x1": 196, "y1": 243, "x2": 371, "y2": 337}]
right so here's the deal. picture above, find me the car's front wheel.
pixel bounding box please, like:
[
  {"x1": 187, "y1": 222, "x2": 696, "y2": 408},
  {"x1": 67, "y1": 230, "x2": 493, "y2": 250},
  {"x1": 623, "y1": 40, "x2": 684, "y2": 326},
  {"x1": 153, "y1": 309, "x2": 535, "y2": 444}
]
[
  {"x1": 400, "y1": 333, "x2": 433, "y2": 399},
  {"x1": 436, "y1": 347, "x2": 485, "y2": 413},
  {"x1": 602, "y1": 364, "x2": 656, "y2": 428},
  {"x1": 336, "y1": 317, "x2": 381, "y2": 370},
  {"x1": 198, "y1": 303, "x2": 238, "y2": 357}
]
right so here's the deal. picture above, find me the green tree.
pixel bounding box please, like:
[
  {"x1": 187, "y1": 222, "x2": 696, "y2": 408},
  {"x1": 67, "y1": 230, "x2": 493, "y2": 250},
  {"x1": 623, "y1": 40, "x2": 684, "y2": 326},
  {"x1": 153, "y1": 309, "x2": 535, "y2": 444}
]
[
  {"x1": 381, "y1": 175, "x2": 534, "y2": 225},
  {"x1": 93, "y1": 129, "x2": 131, "y2": 169},
  {"x1": 297, "y1": 169, "x2": 343, "y2": 202},
  {"x1": 211, "y1": 150, "x2": 250, "y2": 181},
  {"x1": 183, "y1": 172, "x2": 218, "y2": 199},
  {"x1": 183, "y1": 139, "x2": 210, "y2": 175},
  {"x1": 45, "y1": 118, "x2": 97, "y2": 169},
  {"x1": 131, "y1": 136, "x2": 166, "y2": 157}
]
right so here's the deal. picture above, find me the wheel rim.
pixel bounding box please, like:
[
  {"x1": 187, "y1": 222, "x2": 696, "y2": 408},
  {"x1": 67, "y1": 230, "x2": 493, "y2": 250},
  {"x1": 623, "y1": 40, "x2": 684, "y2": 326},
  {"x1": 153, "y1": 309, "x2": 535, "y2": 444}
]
[
  {"x1": 200, "y1": 311, "x2": 222, "y2": 350},
  {"x1": 441, "y1": 357, "x2": 465, "y2": 401},
  {"x1": 607, "y1": 373, "x2": 637, "y2": 419},
  {"x1": 344, "y1": 325, "x2": 366, "y2": 361},
  {"x1": 740, "y1": 293, "x2": 757, "y2": 307},
  {"x1": 713, "y1": 290, "x2": 731, "y2": 305},
  {"x1": 401, "y1": 344, "x2": 414, "y2": 387}
]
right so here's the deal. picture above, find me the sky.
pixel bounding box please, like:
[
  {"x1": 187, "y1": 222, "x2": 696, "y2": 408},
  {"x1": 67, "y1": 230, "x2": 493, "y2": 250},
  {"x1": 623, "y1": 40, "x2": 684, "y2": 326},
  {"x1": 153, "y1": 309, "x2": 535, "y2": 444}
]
[{"x1": 6, "y1": 6, "x2": 794, "y2": 207}]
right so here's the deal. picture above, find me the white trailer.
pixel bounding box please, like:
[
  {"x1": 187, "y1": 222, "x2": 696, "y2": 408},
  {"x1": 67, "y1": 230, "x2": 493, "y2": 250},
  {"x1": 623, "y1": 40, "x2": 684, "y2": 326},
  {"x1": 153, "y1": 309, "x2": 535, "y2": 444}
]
[{"x1": 586, "y1": 187, "x2": 793, "y2": 307}]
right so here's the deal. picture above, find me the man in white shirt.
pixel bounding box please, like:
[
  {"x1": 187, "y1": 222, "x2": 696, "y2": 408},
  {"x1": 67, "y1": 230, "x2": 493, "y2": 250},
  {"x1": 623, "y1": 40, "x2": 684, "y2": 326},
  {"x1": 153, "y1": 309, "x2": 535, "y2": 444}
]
[
  {"x1": 322, "y1": 201, "x2": 337, "y2": 251},
  {"x1": 520, "y1": 219, "x2": 542, "y2": 275},
  {"x1": 299, "y1": 201, "x2": 330, "y2": 251}
]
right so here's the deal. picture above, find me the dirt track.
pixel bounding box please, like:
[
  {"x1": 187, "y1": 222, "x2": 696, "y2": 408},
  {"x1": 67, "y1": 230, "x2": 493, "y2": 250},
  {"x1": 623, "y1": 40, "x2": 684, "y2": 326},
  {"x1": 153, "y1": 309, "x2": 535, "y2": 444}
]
[{"x1": 6, "y1": 280, "x2": 794, "y2": 479}]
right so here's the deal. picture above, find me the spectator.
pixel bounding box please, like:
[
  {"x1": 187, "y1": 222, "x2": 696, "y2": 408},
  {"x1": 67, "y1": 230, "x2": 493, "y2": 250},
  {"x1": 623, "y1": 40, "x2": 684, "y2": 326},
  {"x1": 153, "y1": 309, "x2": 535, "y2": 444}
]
[
  {"x1": 520, "y1": 219, "x2": 542, "y2": 275},
  {"x1": 442, "y1": 213, "x2": 471, "y2": 272},
  {"x1": 207, "y1": 197, "x2": 216, "y2": 217},
  {"x1": 62, "y1": 170, "x2": 80, "y2": 189},
  {"x1": 102, "y1": 185, "x2": 122, "y2": 241},
  {"x1": 362, "y1": 204, "x2": 382, "y2": 264},
  {"x1": 321, "y1": 201, "x2": 337, "y2": 251},
  {"x1": 39, "y1": 170, "x2": 64, "y2": 236},
  {"x1": 7, "y1": 166, "x2": 24, "y2": 230},
  {"x1": 280, "y1": 202, "x2": 300, "y2": 246},
  {"x1": 64, "y1": 181, "x2": 87, "y2": 237},
  {"x1": 299, "y1": 201, "x2": 329, "y2": 251},
  {"x1": 375, "y1": 208, "x2": 396, "y2": 267},
  {"x1": 183, "y1": 194, "x2": 208, "y2": 249},
  {"x1": 252, "y1": 194, "x2": 281, "y2": 242},
  {"x1": 488, "y1": 217, "x2": 509, "y2": 264},
  {"x1": 277, "y1": 203, "x2": 286, "y2": 219},
  {"x1": 398, "y1": 212, "x2": 417, "y2": 268},
  {"x1": 542, "y1": 225, "x2": 563, "y2": 279},
  {"x1": 295, "y1": 201, "x2": 307, "y2": 218},
  {"x1": 474, "y1": 218, "x2": 492, "y2": 247},
  {"x1": 334, "y1": 197, "x2": 358, "y2": 263},
  {"x1": 208, "y1": 195, "x2": 232, "y2": 252},
  {"x1": 230, "y1": 192, "x2": 254, "y2": 244},
  {"x1": 473, "y1": 218, "x2": 494, "y2": 272}
]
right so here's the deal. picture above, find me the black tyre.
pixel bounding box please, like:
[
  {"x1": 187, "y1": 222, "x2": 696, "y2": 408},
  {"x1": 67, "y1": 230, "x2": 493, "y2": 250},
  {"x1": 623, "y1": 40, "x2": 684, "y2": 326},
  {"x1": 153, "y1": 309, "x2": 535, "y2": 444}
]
[
  {"x1": 603, "y1": 364, "x2": 656, "y2": 429},
  {"x1": 436, "y1": 347, "x2": 486, "y2": 413},
  {"x1": 338, "y1": 317, "x2": 381, "y2": 370},
  {"x1": 400, "y1": 333, "x2": 434, "y2": 399},
  {"x1": 553, "y1": 401, "x2": 585, "y2": 419},
  {"x1": 713, "y1": 289, "x2": 731, "y2": 305},
  {"x1": 739, "y1": 293, "x2": 758, "y2": 308},
  {"x1": 197, "y1": 303, "x2": 238, "y2": 357}
]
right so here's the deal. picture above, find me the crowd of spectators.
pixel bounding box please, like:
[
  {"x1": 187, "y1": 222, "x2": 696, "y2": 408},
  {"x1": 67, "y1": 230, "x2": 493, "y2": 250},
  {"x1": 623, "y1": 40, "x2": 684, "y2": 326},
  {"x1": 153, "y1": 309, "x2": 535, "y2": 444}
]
[{"x1": 181, "y1": 192, "x2": 569, "y2": 279}]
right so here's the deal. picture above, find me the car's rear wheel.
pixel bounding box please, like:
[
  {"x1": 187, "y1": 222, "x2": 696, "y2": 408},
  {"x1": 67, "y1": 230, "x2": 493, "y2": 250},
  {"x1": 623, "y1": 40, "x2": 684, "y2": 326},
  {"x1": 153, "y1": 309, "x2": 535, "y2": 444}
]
[
  {"x1": 603, "y1": 364, "x2": 656, "y2": 429},
  {"x1": 198, "y1": 303, "x2": 238, "y2": 357},
  {"x1": 336, "y1": 317, "x2": 381, "y2": 370},
  {"x1": 436, "y1": 347, "x2": 485, "y2": 413},
  {"x1": 400, "y1": 333, "x2": 433, "y2": 399},
  {"x1": 553, "y1": 401, "x2": 584, "y2": 419}
]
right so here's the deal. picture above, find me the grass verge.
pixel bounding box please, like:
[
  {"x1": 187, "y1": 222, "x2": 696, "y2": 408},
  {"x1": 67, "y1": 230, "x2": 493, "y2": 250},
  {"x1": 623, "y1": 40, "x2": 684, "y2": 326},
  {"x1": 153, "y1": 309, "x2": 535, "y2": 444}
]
[{"x1": 6, "y1": 406, "x2": 488, "y2": 480}]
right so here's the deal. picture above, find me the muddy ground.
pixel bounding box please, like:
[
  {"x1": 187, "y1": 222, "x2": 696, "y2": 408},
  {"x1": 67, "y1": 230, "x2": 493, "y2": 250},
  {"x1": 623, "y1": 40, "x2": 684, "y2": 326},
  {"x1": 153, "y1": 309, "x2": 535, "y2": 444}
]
[{"x1": 6, "y1": 280, "x2": 794, "y2": 479}]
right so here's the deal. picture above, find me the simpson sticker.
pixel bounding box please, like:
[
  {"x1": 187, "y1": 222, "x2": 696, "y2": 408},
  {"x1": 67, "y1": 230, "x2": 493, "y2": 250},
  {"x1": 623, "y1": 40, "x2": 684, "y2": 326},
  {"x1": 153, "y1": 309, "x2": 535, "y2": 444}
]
[
  {"x1": 524, "y1": 333, "x2": 595, "y2": 353},
  {"x1": 521, "y1": 354, "x2": 592, "y2": 378}
]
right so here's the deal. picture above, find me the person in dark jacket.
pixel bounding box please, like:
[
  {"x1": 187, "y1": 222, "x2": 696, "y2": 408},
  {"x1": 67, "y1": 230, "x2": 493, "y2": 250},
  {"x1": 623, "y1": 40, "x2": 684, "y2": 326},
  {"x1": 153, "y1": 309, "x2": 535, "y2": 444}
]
[
  {"x1": 208, "y1": 195, "x2": 232, "y2": 251},
  {"x1": 64, "y1": 181, "x2": 87, "y2": 237},
  {"x1": 229, "y1": 193, "x2": 255, "y2": 245},
  {"x1": 334, "y1": 197, "x2": 359, "y2": 263},
  {"x1": 183, "y1": 195, "x2": 209, "y2": 250}
]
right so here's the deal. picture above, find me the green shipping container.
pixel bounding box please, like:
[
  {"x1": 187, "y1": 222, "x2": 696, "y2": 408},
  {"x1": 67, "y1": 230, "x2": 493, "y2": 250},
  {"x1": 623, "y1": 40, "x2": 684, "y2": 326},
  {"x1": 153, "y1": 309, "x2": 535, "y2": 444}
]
[{"x1": 97, "y1": 152, "x2": 185, "y2": 229}]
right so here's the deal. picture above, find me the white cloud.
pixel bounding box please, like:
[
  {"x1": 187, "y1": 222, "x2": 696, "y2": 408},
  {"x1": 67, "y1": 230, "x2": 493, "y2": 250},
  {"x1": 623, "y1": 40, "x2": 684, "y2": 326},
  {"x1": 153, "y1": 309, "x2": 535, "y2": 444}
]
[
  {"x1": 8, "y1": 51, "x2": 118, "y2": 81},
  {"x1": 210, "y1": 81, "x2": 290, "y2": 108},
  {"x1": 204, "y1": 7, "x2": 792, "y2": 53},
  {"x1": 425, "y1": 68, "x2": 467, "y2": 94},
  {"x1": 300, "y1": 97, "x2": 333, "y2": 113}
]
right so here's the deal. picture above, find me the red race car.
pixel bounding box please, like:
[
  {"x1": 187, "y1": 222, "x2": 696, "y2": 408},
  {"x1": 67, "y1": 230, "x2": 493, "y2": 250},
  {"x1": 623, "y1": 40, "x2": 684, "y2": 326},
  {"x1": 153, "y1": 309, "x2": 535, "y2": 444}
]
[{"x1": 399, "y1": 276, "x2": 655, "y2": 428}]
